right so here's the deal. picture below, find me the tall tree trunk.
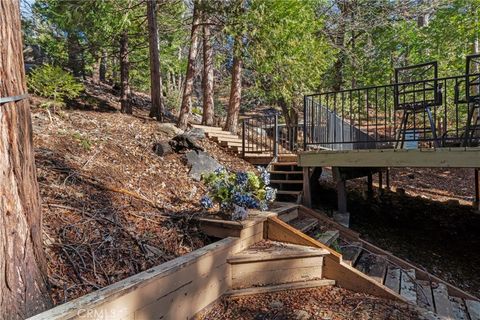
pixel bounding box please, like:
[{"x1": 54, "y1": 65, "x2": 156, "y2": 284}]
[
  {"x1": 99, "y1": 49, "x2": 107, "y2": 83},
  {"x1": 147, "y1": 0, "x2": 165, "y2": 121},
  {"x1": 67, "y1": 32, "x2": 83, "y2": 77},
  {"x1": 0, "y1": 1, "x2": 52, "y2": 318},
  {"x1": 120, "y1": 31, "x2": 132, "y2": 114},
  {"x1": 201, "y1": 15, "x2": 214, "y2": 126},
  {"x1": 177, "y1": 0, "x2": 202, "y2": 130},
  {"x1": 224, "y1": 39, "x2": 242, "y2": 133}
]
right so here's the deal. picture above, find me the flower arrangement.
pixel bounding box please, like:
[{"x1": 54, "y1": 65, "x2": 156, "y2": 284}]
[{"x1": 200, "y1": 166, "x2": 277, "y2": 220}]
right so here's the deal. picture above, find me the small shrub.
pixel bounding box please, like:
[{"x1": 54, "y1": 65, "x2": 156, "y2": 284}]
[
  {"x1": 72, "y1": 132, "x2": 92, "y2": 151},
  {"x1": 192, "y1": 106, "x2": 203, "y2": 115},
  {"x1": 28, "y1": 64, "x2": 84, "y2": 107},
  {"x1": 200, "y1": 167, "x2": 276, "y2": 220}
]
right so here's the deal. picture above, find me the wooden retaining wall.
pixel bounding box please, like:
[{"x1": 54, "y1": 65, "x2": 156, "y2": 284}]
[{"x1": 28, "y1": 217, "x2": 265, "y2": 320}]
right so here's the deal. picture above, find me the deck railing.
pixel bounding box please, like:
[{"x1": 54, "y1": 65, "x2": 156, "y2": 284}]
[
  {"x1": 241, "y1": 112, "x2": 303, "y2": 158},
  {"x1": 304, "y1": 73, "x2": 480, "y2": 150}
]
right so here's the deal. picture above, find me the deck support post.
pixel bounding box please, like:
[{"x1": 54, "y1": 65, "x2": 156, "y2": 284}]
[
  {"x1": 475, "y1": 168, "x2": 479, "y2": 211},
  {"x1": 333, "y1": 167, "x2": 349, "y2": 227},
  {"x1": 378, "y1": 170, "x2": 383, "y2": 195},
  {"x1": 367, "y1": 173, "x2": 373, "y2": 199},
  {"x1": 386, "y1": 167, "x2": 391, "y2": 191},
  {"x1": 303, "y1": 167, "x2": 311, "y2": 208}
]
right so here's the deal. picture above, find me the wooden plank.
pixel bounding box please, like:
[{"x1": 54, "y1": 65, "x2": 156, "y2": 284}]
[
  {"x1": 289, "y1": 217, "x2": 318, "y2": 233},
  {"x1": 384, "y1": 266, "x2": 401, "y2": 293},
  {"x1": 232, "y1": 264, "x2": 323, "y2": 288},
  {"x1": 466, "y1": 299, "x2": 480, "y2": 320},
  {"x1": 432, "y1": 283, "x2": 454, "y2": 319},
  {"x1": 298, "y1": 147, "x2": 480, "y2": 168},
  {"x1": 225, "y1": 279, "x2": 336, "y2": 297},
  {"x1": 340, "y1": 243, "x2": 362, "y2": 266},
  {"x1": 277, "y1": 208, "x2": 299, "y2": 223},
  {"x1": 417, "y1": 280, "x2": 434, "y2": 312},
  {"x1": 450, "y1": 297, "x2": 469, "y2": 320},
  {"x1": 400, "y1": 269, "x2": 417, "y2": 304},
  {"x1": 316, "y1": 230, "x2": 339, "y2": 246},
  {"x1": 228, "y1": 242, "x2": 328, "y2": 263},
  {"x1": 354, "y1": 252, "x2": 387, "y2": 283}
]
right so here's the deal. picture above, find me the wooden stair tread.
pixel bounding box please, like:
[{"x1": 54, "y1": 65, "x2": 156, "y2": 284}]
[
  {"x1": 355, "y1": 252, "x2": 387, "y2": 283},
  {"x1": 289, "y1": 217, "x2": 318, "y2": 233},
  {"x1": 315, "y1": 230, "x2": 339, "y2": 246},
  {"x1": 276, "y1": 190, "x2": 302, "y2": 195},
  {"x1": 384, "y1": 266, "x2": 401, "y2": 293},
  {"x1": 224, "y1": 279, "x2": 336, "y2": 297},
  {"x1": 340, "y1": 242, "x2": 363, "y2": 266},
  {"x1": 191, "y1": 124, "x2": 223, "y2": 131},
  {"x1": 417, "y1": 280, "x2": 435, "y2": 312},
  {"x1": 450, "y1": 296, "x2": 469, "y2": 320},
  {"x1": 269, "y1": 170, "x2": 303, "y2": 174},
  {"x1": 272, "y1": 161, "x2": 298, "y2": 166},
  {"x1": 228, "y1": 241, "x2": 329, "y2": 264},
  {"x1": 465, "y1": 299, "x2": 480, "y2": 320},
  {"x1": 272, "y1": 203, "x2": 299, "y2": 223},
  {"x1": 270, "y1": 179, "x2": 303, "y2": 184},
  {"x1": 432, "y1": 283, "x2": 454, "y2": 319},
  {"x1": 400, "y1": 269, "x2": 417, "y2": 304}
]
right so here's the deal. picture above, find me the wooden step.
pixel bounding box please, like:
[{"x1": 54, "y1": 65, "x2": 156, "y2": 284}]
[
  {"x1": 270, "y1": 179, "x2": 303, "y2": 184},
  {"x1": 340, "y1": 242, "x2": 363, "y2": 266},
  {"x1": 269, "y1": 170, "x2": 303, "y2": 175},
  {"x1": 205, "y1": 131, "x2": 237, "y2": 138},
  {"x1": 221, "y1": 141, "x2": 243, "y2": 147},
  {"x1": 224, "y1": 279, "x2": 336, "y2": 297},
  {"x1": 276, "y1": 190, "x2": 302, "y2": 196},
  {"x1": 191, "y1": 124, "x2": 223, "y2": 132},
  {"x1": 272, "y1": 161, "x2": 298, "y2": 166},
  {"x1": 228, "y1": 241, "x2": 329, "y2": 289},
  {"x1": 213, "y1": 136, "x2": 242, "y2": 143},
  {"x1": 315, "y1": 230, "x2": 339, "y2": 246},
  {"x1": 289, "y1": 217, "x2": 318, "y2": 233},
  {"x1": 450, "y1": 297, "x2": 469, "y2": 320},
  {"x1": 417, "y1": 280, "x2": 435, "y2": 312},
  {"x1": 272, "y1": 203, "x2": 299, "y2": 223},
  {"x1": 432, "y1": 283, "x2": 454, "y2": 319},
  {"x1": 384, "y1": 266, "x2": 401, "y2": 293},
  {"x1": 465, "y1": 299, "x2": 480, "y2": 320},
  {"x1": 355, "y1": 252, "x2": 388, "y2": 284},
  {"x1": 400, "y1": 269, "x2": 417, "y2": 304}
]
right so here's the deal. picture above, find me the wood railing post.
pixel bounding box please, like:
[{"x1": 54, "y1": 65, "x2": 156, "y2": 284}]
[
  {"x1": 242, "y1": 120, "x2": 246, "y2": 158},
  {"x1": 273, "y1": 113, "x2": 279, "y2": 157},
  {"x1": 303, "y1": 95, "x2": 307, "y2": 151}
]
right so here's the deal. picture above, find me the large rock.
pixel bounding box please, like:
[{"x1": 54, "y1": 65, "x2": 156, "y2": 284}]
[
  {"x1": 157, "y1": 122, "x2": 184, "y2": 136},
  {"x1": 152, "y1": 141, "x2": 173, "y2": 156},
  {"x1": 185, "y1": 151, "x2": 222, "y2": 181},
  {"x1": 184, "y1": 127, "x2": 205, "y2": 140},
  {"x1": 170, "y1": 134, "x2": 204, "y2": 153}
]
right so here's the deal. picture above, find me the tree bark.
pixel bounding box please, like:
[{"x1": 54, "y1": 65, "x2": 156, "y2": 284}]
[
  {"x1": 120, "y1": 31, "x2": 132, "y2": 114},
  {"x1": 99, "y1": 49, "x2": 107, "y2": 83},
  {"x1": 67, "y1": 32, "x2": 83, "y2": 78},
  {"x1": 177, "y1": 0, "x2": 202, "y2": 130},
  {"x1": 224, "y1": 38, "x2": 242, "y2": 133},
  {"x1": 201, "y1": 14, "x2": 214, "y2": 126},
  {"x1": 147, "y1": 0, "x2": 165, "y2": 121},
  {"x1": 0, "y1": 1, "x2": 52, "y2": 318}
]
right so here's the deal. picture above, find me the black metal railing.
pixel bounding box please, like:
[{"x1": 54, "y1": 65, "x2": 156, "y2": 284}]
[
  {"x1": 241, "y1": 113, "x2": 303, "y2": 158},
  {"x1": 304, "y1": 73, "x2": 480, "y2": 150}
]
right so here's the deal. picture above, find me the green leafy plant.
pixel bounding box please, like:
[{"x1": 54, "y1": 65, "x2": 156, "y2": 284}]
[
  {"x1": 72, "y1": 132, "x2": 92, "y2": 151},
  {"x1": 200, "y1": 167, "x2": 276, "y2": 220},
  {"x1": 28, "y1": 64, "x2": 84, "y2": 107}
]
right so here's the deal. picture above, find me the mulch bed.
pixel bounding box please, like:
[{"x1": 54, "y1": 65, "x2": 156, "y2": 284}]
[{"x1": 198, "y1": 286, "x2": 420, "y2": 320}]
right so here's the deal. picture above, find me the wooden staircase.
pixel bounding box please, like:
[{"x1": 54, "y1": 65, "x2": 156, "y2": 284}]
[
  {"x1": 191, "y1": 124, "x2": 297, "y2": 165},
  {"x1": 276, "y1": 204, "x2": 480, "y2": 320}
]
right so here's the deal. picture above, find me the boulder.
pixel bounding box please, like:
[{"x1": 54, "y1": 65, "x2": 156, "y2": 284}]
[
  {"x1": 170, "y1": 134, "x2": 204, "y2": 153},
  {"x1": 152, "y1": 141, "x2": 173, "y2": 156},
  {"x1": 184, "y1": 127, "x2": 206, "y2": 140},
  {"x1": 157, "y1": 122, "x2": 184, "y2": 137},
  {"x1": 185, "y1": 151, "x2": 222, "y2": 181}
]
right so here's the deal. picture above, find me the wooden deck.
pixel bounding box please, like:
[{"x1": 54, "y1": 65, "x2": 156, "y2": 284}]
[{"x1": 299, "y1": 147, "x2": 480, "y2": 168}]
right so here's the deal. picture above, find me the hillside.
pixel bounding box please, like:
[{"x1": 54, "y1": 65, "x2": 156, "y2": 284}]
[{"x1": 31, "y1": 80, "x2": 255, "y2": 304}]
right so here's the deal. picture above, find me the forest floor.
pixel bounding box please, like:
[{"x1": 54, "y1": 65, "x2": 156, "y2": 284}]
[
  {"x1": 314, "y1": 173, "x2": 480, "y2": 298},
  {"x1": 197, "y1": 286, "x2": 420, "y2": 320},
  {"x1": 31, "y1": 80, "x2": 255, "y2": 304}
]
